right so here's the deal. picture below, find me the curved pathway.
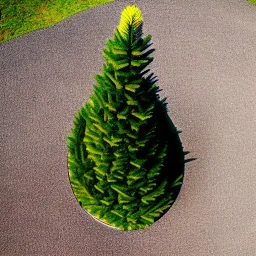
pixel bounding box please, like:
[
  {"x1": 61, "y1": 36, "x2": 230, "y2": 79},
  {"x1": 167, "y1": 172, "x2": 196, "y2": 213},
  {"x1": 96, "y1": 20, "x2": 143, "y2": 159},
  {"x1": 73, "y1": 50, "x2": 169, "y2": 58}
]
[{"x1": 1, "y1": 0, "x2": 256, "y2": 255}]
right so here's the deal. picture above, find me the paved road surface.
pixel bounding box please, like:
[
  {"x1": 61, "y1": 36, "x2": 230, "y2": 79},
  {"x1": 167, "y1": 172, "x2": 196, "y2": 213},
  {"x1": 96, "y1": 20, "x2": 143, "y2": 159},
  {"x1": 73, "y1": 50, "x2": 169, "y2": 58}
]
[{"x1": 1, "y1": 0, "x2": 256, "y2": 255}]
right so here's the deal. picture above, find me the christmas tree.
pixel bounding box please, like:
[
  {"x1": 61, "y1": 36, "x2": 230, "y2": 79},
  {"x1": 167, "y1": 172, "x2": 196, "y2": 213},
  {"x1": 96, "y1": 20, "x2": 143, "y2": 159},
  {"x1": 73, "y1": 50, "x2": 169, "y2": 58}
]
[{"x1": 67, "y1": 5, "x2": 190, "y2": 230}]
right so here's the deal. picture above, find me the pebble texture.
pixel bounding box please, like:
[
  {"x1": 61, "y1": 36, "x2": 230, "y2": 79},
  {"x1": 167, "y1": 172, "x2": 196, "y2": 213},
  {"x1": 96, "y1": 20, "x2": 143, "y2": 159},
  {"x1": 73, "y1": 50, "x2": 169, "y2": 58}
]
[{"x1": 1, "y1": 0, "x2": 256, "y2": 255}]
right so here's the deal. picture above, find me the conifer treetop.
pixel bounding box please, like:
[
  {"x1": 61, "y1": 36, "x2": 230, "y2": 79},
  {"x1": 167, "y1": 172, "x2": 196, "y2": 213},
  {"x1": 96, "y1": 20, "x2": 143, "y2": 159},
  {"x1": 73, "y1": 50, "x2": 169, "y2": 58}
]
[{"x1": 118, "y1": 5, "x2": 143, "y2": 37}]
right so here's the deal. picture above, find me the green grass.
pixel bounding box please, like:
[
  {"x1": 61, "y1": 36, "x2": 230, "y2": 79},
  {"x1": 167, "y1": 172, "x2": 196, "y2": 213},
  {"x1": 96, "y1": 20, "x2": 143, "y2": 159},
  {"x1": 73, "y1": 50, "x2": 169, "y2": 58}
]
[
  {"x1": 1, "y1": 0, "x2": 255, "y2": 43},
  {"x1": 0, "y1": 0, "x2": 116, "y2": 43},
  {"x1": 248, "y1": 0, "x2": 256, "y2": 5}
]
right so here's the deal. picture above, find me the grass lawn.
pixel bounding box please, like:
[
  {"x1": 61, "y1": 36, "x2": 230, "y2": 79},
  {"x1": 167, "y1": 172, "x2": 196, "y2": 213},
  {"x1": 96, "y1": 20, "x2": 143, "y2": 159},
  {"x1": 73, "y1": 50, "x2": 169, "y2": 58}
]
[
  {"x1": 0, "y1": 0, "x2": 116, "y2": 43},
  {"x1": 248, "y1": 0, "x2": 256, "y2": 4},
  {"x1": 0, "y1": 1, "x2": 255, "y2": 44}
]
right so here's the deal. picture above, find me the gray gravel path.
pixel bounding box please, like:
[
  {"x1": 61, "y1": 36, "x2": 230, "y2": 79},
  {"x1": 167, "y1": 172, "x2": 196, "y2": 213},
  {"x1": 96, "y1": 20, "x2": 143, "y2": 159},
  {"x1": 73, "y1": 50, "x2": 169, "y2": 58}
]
[{"x1": 1, "y1": 0, "x2": 256, "y2": 255}]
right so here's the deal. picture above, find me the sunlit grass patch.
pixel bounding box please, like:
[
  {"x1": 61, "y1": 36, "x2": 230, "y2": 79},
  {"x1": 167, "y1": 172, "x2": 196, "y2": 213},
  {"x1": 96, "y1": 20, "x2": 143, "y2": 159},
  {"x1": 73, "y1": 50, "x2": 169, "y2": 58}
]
[
  {"x1": 248, "y1": 0, "x2": 256, "y2": 5},
  {"x1": 0, "y1": 0, "x2": 116, "y2": 43}
]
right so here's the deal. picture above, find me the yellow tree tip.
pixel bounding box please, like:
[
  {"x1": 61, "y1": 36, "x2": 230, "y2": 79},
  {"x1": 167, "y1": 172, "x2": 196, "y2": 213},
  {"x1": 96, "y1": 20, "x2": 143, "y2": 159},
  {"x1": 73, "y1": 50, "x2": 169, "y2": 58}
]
[{"x1": 118, "y1": 5, "x2": 143, "y2": 37}]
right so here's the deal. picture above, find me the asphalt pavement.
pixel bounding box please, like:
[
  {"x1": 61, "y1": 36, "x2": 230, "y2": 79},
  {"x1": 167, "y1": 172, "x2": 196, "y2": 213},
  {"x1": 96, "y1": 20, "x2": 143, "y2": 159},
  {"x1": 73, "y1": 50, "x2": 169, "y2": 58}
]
[{"x1": 1, "y1": 0, "x2": 256, "y2": 255}]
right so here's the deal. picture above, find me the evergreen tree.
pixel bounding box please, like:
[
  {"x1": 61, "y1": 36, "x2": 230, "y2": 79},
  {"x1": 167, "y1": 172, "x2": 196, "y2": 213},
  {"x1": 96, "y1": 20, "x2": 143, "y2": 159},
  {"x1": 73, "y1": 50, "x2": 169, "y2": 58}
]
[{"x1": 67, "y1": 5, "x2": 191, "y2": 230}]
